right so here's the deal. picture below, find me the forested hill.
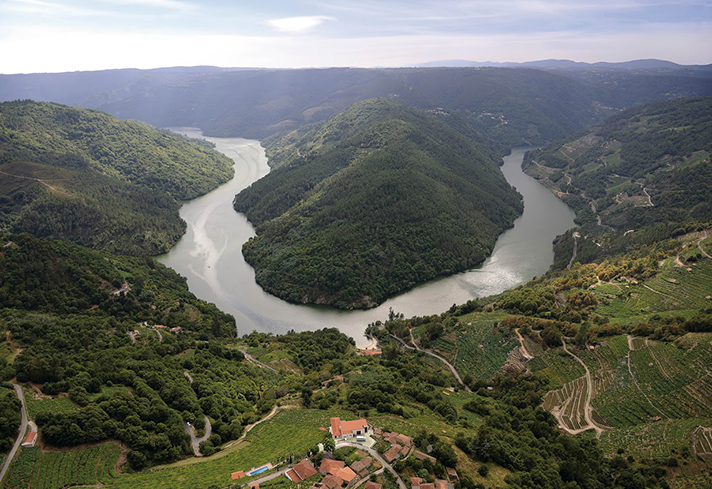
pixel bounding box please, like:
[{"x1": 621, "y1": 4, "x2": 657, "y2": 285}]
[
  {"x1": 234, "y1": 98, "x2": 523, "y2": 309},
  {"x1": 0, "y1": 101, "x2": 233, "y2": 255},
  {"x1": 4, "y1": 66, "x2": 712, "y2": 147},
  {"x1": 522, "y1": 96, "x2": 712, "y2": 269}
]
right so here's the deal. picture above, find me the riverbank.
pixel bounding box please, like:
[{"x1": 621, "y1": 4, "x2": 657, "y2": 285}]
[{"x1": 159, "y1": 132, "x2": 576, "y2": 345}]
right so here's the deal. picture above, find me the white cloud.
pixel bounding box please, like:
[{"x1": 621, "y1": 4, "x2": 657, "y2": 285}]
[
  {"x1": 102, "y1": 0, "x2": 197, "y2": 12},
  {"x1": 2, "y1": 0, "x2": 110, "y2": 16},
  {"x1": 266, "y1": 15, "x2": 335, "y2": 33}
]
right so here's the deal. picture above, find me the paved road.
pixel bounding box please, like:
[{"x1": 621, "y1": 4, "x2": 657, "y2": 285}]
[
  {"x1": 0, "y1": 384, "x2": 29, "y2": 485},
  {"x1": 336, "y1": 441, "x2": 407, "y2": 489},
  {"x1": 183, "y1": 371, "x2": 194, "y2": 383},
  {"x1": 392, "y1": 333, "x2": 472, "y2": 393},
  {"x1": 185, "y1": 416, "x2": 212, "y2": 456}
]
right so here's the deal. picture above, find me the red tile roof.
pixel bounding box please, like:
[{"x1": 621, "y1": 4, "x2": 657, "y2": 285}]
[
  {"x1": 320, "y1": 458, "x2": 345, "y2": 475},
  {"x1": 21, "y1": 431, "x2": 37, "y2": 446},
  {"x1": 364, "y1": 483, "x2": 382, "y2": 489},
  {"x1": 292, "y1": 459, "x2": 317, "y2": 481},
  {"x1": 337, "y1": 467, "x2": 357, "y2": 482},
  {"x1": 321, "y1": 474, "x2": 344, "y2": 489},
  {"x1": 330, "y1": 417, "x2": 368, "y2": 437},
  {"x1": 384, "y1": 444, "x2": 402, "y2": 462},
  {"x1": 231, "y1": 471, "x2": 245, "y2": 480},
  {"x1": 410, "y1": 477, "x2": 423, "y2": 486}
]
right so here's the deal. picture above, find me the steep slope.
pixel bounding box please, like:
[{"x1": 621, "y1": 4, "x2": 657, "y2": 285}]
[
  {"x1": 234, "y1": 98, "x2": 523, "y2": 309},
  {"x1": 523, "y1": 96, "x2": 712, "y2": 268},
  {"x1": 0, "y1": 101, "x2": 233, "y2": 254},
  {"x1": 5, "y1": 67, "x2": 711, "y2": 146}
]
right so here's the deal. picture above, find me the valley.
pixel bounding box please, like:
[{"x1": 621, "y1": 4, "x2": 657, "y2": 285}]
[{"x1": 0, "y1": 67, "x2": 710, "y2": 489}]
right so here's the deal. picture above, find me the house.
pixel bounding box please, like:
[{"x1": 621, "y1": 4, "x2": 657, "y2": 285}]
[
  {"x1": 320, "y1": 458, "x2": 345, "y2": 475},
  {"x1": 410, "y1": 477, "x2": 423, "y2": 487},
  {"x1": 350, "y1": 456, "x2": 372, "y2": 478},
  {"x1": 395, "y1": 434, "x2": 412, "y2": 446},
  {"x1": 231, "y1": 471, "x2": 245, "y2": 480},
  {"x1": 446, "y1": 467, "x2": 458, "y2": 481},
  {"x1": 321, "y1": 474, "x2": 344, "y2": 489},
  {"x1": 364, "y1": 483, "x2": 382, "y2": 489},
  {"x1": 21, "y1": 430, "x2": 37, "y2": 448},
  {"x1": 384, "y1": 444, "x2": 402, "y2": 463},
  {"x1": 285, "y1": 459, "x2": 318, "y2": 483},
  {"x1": 336, "y1": 467, "x2": 357, "y2": 484},
  {"x1": 330, "y1": 417, "x2": 369, "y2": 439}
]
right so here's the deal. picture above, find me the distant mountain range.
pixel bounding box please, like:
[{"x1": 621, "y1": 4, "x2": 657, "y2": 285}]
[{"x1": 409, "y1": 58, "x2": 712, "y2": 70}]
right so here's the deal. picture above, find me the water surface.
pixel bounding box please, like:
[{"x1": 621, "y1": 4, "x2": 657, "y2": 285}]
[{"x1": 159, "y1": 128, "x2": 575, "y2": 345}]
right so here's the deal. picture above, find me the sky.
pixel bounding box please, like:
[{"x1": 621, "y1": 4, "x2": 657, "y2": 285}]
[{"x1": 1, "y1": 0, "x2": 711, "y2": 73}]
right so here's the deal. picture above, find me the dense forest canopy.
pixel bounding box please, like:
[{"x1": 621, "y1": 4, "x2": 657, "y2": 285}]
[
  {"x1": 0, "y1": 101, "x2": 233, "y2": 254},
  {"x1": 234, "y1": 98, "x2": 523, "y2": 309}
]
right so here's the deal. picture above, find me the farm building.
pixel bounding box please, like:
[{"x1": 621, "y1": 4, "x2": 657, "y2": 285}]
[
  {"x1": 21, "y1": 430, "x2": 37, "y2": 447},
  {"x1": 329, "y1": 417, "x2": 369, "y2": 439}
]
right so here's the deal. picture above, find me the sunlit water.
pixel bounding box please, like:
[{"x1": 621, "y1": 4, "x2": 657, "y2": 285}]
[{"x1": 159, "y1": 128, "x2": 575, "y2": 345}]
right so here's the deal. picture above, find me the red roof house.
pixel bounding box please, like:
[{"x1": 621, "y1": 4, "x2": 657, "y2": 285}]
[
  {"x1": 320, "y1": 458, "x2": 345, "y2": 475},
  {"x1": 285, "y1": 459, "x2": 318, "y2": 482},
  {"x1": 364, "y1": 482, "x2": 382, "y2": 489},
  {"x1": 329, "y1": 417, "x2": 369, "y2": 439}
]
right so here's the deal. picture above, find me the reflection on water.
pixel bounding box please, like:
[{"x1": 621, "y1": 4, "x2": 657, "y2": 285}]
[{"x1": 159, "y1": 129, "x2": 575, "y2": 345}]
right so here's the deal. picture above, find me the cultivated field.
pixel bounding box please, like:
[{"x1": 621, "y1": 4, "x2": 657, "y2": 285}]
[{"x1": 4, "y1": 443, "x2": 120, "y2": 489}]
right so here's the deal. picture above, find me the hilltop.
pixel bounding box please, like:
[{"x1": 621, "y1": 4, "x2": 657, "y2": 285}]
[
  {"x1": 0, "y1": 101, "x2": 233, "y2": 254},
  {"x1": 234, "y1": 98, "x2": 523, "y2": 309}
]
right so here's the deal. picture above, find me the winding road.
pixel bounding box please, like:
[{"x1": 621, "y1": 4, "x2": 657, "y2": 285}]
[
  {"x1": 185, "y1": 416, "x2": 212, "y2": 457},
  {"x1": 392, "y1": 333, "x2": 471, "y2": 393},
  {"x1": 0, "y1": 384, "x2": 29, "y2": 485}
]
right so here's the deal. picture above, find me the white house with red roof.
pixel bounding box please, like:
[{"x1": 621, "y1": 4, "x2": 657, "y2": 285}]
[{"x1": 329, "y1": 417, "x2": 369, "y2": 440}]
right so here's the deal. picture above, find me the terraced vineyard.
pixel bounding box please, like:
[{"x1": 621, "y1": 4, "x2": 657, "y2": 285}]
[
  {"x1": 5, "y1": 443, "x2": 120, "y2": 489},
  {"x1": 693, "y1": 426, "x2": 712, "y2": 457},
  {"x1": 446, "y1": 313, "x2": 517, "y2": 380},
  {"x1": 595, "y1": 260, "x2": 712, "y2": 324},
  {"x1": 542, "y1": 376, "x2": 589, "y2": 431},
  {"x1": 529, "y1": 348, "x2": 585, "y2": 389}
]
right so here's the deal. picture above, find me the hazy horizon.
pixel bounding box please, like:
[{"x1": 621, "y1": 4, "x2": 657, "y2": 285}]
[{"x1": 1, "y1": 0, "x2": 710, "y2": 75}]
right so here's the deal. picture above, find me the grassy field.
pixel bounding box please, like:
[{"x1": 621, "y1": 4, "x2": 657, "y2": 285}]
[
  {"x1": 103, "y1": 408, "x2": 343, "y2": 489},
  {"x1": 4, "y1": 443, "x2": 120, "y2": 489}
]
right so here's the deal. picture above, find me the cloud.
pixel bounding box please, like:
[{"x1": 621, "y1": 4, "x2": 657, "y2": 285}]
[
  {"x1": 102, "y1": 0, "x2": 197, "y2": 12},
  {"x1": 266, "y1": 15, "x2": 335, "y2": 33},
  {"x1": 2, "y1": 0, "x2": 110, "y2": 16}
]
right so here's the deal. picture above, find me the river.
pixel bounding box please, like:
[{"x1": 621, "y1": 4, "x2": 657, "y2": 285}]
[{"x1": 159, "y1": 128, "x2": 575, "y2": 345}]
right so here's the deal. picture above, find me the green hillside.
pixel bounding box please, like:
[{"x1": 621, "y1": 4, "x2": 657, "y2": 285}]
[
  {"x1": 524, "y1": 97, "x2": 712, "y2": 229},
  {"x1": 0, "y1": 101, "x2": 233, "y2": 254},
  {"x1": 234, "y1": 98, "x2": 523, "y2": 309}
]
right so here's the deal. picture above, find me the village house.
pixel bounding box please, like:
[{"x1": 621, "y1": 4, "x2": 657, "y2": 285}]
[
  {"x1": 320, "y1": 473, "x2": 344, "y2": 489},
  {"x1": 364, "y1": 482, "x2": 382, "y2": 489},
  {"x1": 329, "y1": 417, "x2": 369, "y2": 439},
  {"x1": 383, "y1": 444, "x2": 402, "y2": 463},
  {"x1": 350, "y1": 456, "x2": 372, "y2": 478},
  {"x1": 285, "y1": 459, "x2": 318, "y2": 483}
]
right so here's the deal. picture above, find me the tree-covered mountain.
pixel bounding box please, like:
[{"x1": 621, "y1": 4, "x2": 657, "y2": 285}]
[
  {"x1": 3, "y1": 66, "x2": 711, "y2": 147},
  {"x1": 234, "y1": 98, "x2": 523, "y2": 309},
  {"x1": 0, "y1": 101, "x2": 233, "y2": 254}
]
